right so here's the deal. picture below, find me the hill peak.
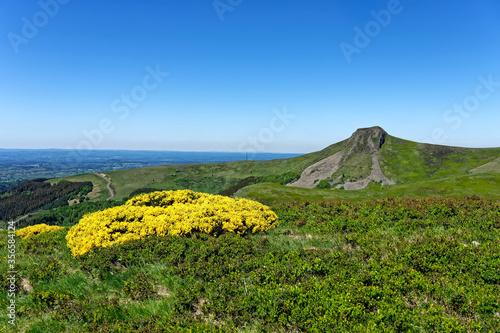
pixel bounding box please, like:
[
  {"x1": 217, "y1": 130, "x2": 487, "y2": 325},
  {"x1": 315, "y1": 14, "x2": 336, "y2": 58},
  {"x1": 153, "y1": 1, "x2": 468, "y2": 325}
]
[
  {"x1": 346, "y1": 126, "x2": 388, "y2": 155},
  {"x1": 352, "y1": 126, "x2": 387, "y2": 136}
]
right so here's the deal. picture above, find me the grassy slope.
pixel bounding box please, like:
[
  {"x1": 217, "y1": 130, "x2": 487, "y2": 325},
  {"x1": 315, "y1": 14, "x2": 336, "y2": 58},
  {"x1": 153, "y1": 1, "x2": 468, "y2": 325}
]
[
  {"x1": 238, "y1": 136, "x2": 500, "y2": 204},
  {"x1": 331, "y1": 152, "x2": 373, "y2": 182},
  {"x1": 53, "y1": 135, "x2": 499, "y2": 203},
  {"x1": 57, "y1": 140, "x2": 347, "y2": 201},
  {"x1": 3, "y1": 197, "x2": 499, "y2": 332},
  {"x1": 54, "y1": 173, "x2": 110, "y2": 201},
  {"x1": 470, "y1": 156, "x2": 500, "y2": 174},
  {"x1": 379, "y1": 135, "x2": 500, "y2": 183},
  {"x1": 239, "y1": 173, "x2": 500, "y2": 205}
]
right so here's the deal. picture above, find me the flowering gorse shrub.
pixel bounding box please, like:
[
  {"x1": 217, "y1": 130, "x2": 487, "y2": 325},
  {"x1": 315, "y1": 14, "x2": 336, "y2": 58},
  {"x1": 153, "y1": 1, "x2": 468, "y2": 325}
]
[
  {"x1": 16, "y1": 224, "x2": 64, "y2": 240},
  {"x1": 66, "y1": 190, "x2": 278, "y2": 257}
]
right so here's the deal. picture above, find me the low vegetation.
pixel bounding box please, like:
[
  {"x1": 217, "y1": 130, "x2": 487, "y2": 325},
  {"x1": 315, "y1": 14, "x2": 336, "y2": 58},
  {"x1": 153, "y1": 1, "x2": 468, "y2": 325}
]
[
  {"x1": 2, "y1": 195, "x2": 499, "y2": 332},
  {"x1": 379, "y1": 136, "x2": 499, "y2": 183},
  {"x1": 238, "y1": 173, "x2": 500, "y2": 205}
]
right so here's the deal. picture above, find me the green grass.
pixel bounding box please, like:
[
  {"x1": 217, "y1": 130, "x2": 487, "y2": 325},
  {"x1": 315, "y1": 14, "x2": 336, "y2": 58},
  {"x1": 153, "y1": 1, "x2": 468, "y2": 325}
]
[
  {"x1": 378, "y1": 173, "x2": 500, "y2": 198},
  {"x1": 3, "y1": 196, "x2": 499, "y2": 332},
  {"x1": 236, "y1": 173, "x2": 500, "y2": 205},
  {"x1": 379, "y1": 135, "x2": 500, "y2": 183},
  {"x1": 331, "y1": 151, "x2": 373, "y2": 182},
  {"x1": 0, "y1": 228, "x2": 178, "y2": 333},
  {"x1": 236, "y1": 182, "x2": 383, "y2": 205}
]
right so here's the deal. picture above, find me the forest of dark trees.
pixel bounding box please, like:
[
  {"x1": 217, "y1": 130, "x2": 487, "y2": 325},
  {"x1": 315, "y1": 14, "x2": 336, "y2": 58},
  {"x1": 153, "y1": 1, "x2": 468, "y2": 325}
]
[
  {"x1": 17, "y1": 200, "x2": 122, "y2": 229},
  {"x1": 0, "y1": 179, "x2": 92, "y2": 221}
]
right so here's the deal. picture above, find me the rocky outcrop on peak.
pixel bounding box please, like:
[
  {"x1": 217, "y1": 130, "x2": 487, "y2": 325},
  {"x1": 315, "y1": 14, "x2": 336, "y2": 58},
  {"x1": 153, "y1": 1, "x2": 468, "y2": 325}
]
[
  {"x1": 344, "y1": 126, "x2": 387, "y2": 158},
  {"x1": 288, "y1": 126, "x2": 394, "y2": 190}
]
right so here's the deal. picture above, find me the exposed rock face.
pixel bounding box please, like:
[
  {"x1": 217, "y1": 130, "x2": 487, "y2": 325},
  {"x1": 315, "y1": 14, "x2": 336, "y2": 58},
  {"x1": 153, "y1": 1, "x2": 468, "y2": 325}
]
[
  {"x1": 344, "y1": 126, "x2": 387, "y2": 158},
  {"x1": 288, "y1": 126, "x2": 394, "y2": 190},
  {"x1": 288, "y1": 151, "x2": 344, "y2": 189}
]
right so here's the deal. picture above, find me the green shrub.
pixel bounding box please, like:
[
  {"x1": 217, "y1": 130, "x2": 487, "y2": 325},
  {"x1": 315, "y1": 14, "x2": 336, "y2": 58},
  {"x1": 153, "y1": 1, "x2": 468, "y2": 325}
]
[
  {"x1": 123, "y1": 272, "x2": 157, "y2": 301},
  {"x1": 28, "y1": 257, "x2": 65, "y2": 283},
  {"x1": 315, "y1": 179, "x2": 332, "y2": 189},
  {"x1": 20, "y1": 227, "x2": 68, "y2": 255},
  {"x1": 31, "y1": 289, "x2": 72, "y2": 309},
  {"x1": 54, "y1": 297, "x2": 127, "y2": 325},
  {"x1": 73, "y1": 314, "x2": 234, "y2": 333},
  {"x1": 260, "y1": 171, "x2": 301, "y2": 185}
]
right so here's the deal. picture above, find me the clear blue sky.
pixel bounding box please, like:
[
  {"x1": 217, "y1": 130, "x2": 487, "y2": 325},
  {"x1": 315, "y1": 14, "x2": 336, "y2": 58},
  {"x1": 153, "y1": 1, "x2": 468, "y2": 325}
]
[{"x1": 1, "y1": 0, "x2": 500, "y2": 153}]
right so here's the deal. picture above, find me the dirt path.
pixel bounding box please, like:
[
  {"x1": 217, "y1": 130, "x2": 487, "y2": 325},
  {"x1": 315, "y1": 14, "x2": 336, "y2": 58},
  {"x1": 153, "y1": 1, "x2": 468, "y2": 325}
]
[
  {"x1": 12, "y1": 214, "x2": 29, "y2": 224},
  {"x1": 2, "y1": 211, "x2": 42, "y2": 230},
  {"x1": 94, "y1": 172, "x2": 115, "y2": 201},
  {"x1": 0, "y1": 215, "x2": 28, "y2": 231}
]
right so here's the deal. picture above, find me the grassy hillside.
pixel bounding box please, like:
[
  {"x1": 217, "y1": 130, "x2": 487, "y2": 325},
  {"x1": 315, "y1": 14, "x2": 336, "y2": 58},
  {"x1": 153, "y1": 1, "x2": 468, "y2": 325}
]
[
  {"x1": 52, "y1": 173, "x2": 110, "y2": 202},
  {"x1": 379, "y1": 135, "x2": 500, "y2": 183},
  {"x1": 238, "y1": 173, "x2": 500, "y2": 205},
  {"x1": 58, "y1": 140, "x2": 348, "y2": 201},
  {"x1": 3, "y1": 196, "x2": 499, "y2": 332},
  {"x1": 56, "y1": 134, "x2": 500, "y2": 203}
]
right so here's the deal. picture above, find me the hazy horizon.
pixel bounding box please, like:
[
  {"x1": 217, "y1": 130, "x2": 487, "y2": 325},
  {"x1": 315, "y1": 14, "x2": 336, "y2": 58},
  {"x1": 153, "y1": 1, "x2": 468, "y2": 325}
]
[{"x1": 0, "y1": 147, "x2": 305, "y2": 154}]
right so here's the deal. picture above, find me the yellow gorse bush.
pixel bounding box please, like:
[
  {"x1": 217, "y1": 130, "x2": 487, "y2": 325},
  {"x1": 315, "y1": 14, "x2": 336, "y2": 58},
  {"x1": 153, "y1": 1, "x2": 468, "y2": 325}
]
[
  {"x1": 16, "y1": 224, "x2": 64, "y2": 240},
  {"x1": 66, "y1": 190, "x2": 278, "y2": 257}
]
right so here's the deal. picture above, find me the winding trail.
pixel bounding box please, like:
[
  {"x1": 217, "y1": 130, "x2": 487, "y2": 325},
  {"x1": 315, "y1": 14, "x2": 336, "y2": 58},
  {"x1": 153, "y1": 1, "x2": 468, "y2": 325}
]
[
  {"x1": 94, "y1": 172, "x2": 115, "y2": 201},
  {"x1": 2, "y1": 211, "x2": 42, "y2": 230},
  {"x1": 0, "y1": 214, "x2": 28, "y2": 231},
  {"x1": 11, "y1": 214, "x2": 29, "y2": 225}
]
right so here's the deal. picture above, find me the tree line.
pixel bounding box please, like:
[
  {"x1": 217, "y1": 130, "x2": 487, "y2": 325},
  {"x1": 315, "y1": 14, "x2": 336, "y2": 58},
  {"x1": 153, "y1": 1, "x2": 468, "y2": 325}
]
[{"x1": 0, "y1": 179, "x2": 92, "y2": 222}]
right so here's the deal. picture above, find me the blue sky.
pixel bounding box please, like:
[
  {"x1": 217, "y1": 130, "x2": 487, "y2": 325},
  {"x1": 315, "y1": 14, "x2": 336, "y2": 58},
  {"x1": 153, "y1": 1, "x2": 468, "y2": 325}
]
[{"x1": 1, "y1": 0, "x2": 500, "y2": 153}]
